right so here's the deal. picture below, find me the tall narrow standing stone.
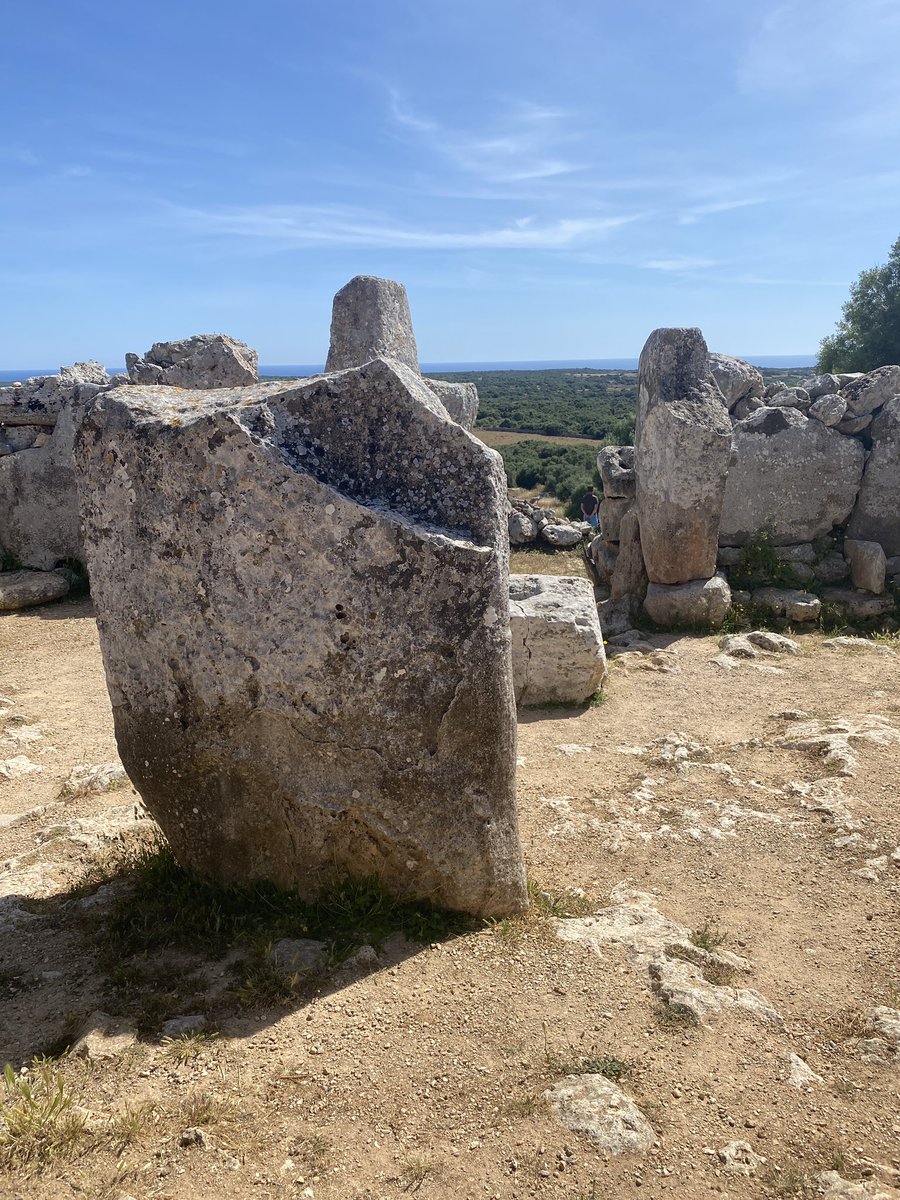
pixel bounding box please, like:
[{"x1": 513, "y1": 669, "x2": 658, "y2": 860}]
[
  {"x1": 75, "y1": 359, "x2": 526, "y2": 918},
  {"x1": 325, "y1": 276, "x2": 420, "y2": 373},
  {"x1": 635, "y1": 329, "x2": 733, "y2": 585}
]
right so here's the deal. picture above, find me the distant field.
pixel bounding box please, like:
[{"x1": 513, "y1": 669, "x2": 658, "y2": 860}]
[{"x1": 475, "y1": 429, "x2": 604, "y2": 449}]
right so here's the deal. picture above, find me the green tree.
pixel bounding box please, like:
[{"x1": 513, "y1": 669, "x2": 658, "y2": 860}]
[{"x1": 818, "y1": 235, "x2": 900, "y2": 372}]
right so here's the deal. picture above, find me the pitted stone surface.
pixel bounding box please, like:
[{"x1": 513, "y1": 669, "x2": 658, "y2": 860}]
[
  {"x1": 635, "y1": 329, "x2": 733, "y2": 584},
  {"x1": 126, "y1": 334, "x2": 258, "y2": 389},
  {"x1": 709, "y1": 352, "x2": 764, "y2": 409},
  {"x1": 326, "y1": 275, "x2": 419, "y2": 373},
  {"x1": 848, "y1": 397, "x2": 900, "y2": 555},
  {"x1": 509, "y1": 574, "x2": 607, "y2": 705},
  {"x1": 422, "y1": 378, "x2": 479, "y2": 430},
  {"x1": 75, "y1": 360, "x2": 526, "y2": 918}
]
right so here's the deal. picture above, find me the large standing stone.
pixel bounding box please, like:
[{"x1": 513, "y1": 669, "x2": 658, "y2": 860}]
[
  {"x1": 635, "y1": 329, "x2": 733, "y2": 584},
  {"x1": 509, "y1": 575, "x2": 606, "y2": 705},
  {"x1": 75, "y1": 359, "x2": 526, "y2": 918},
  {"x1": 720, "y1": 407, "x2": 865, "y2": 546},
  {"x1": 708, "y1": 352, "x2": 764, "y2": 409},
  {"x1": 847, "y1": 397, "x2": 900, "y2": 555},
  {"x1": 610, "y1": 507, "x2": 647, "y2": 601},
  {"x1": 126, "y1": 334, "x2": 259, "y2": 389},
  {"x1": 643, "y1": 575, "x2": 731, "y2": 628},
  {"x1": 326, "y1": 276, "x2": 419, "y2": 373}
]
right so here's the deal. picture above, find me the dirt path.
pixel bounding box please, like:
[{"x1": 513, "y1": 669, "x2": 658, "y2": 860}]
[{"x1": 1, "y1": 602, "x2": 899, "y2": 1199}]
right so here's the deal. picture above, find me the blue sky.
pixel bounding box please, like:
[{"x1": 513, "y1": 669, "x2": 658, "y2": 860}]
[{"x1": 2, "y1": 0, "x2": 899, "y2": 366}]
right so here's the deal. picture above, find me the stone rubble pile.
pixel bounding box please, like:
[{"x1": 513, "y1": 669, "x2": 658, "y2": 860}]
[{"x1": 507, "y1": 496, "x2": 588, "y2": 549}]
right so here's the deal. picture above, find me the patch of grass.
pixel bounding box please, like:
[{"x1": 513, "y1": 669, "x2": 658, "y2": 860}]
[
  {"x1": 161, "y1": 1031, "x2": 217, "y2": 1064},
  {"x1": 656, "y1": 1002, "x2": 699, "y2": 1030},
  {"x1": 764, "y1": 1162, "x2": 815, "y2": 1197},
  {"x1": 108, "y1": 1102, "x2": 156, "y2": 1150},
  {"x1": 180, "y1": 1090, "x2": 228, "y2": 1127},
  {"x1": 509, "y1": 545, "x2": 590, "y2": 580},
  {"x1": 824, "y1": 1005, "x2": 871, "y2": 1042},
  {"x1": 398, "y1": 1153, "x2": 438, "y2": 1193},
  {"x1": 502, "y1": 1093, "x2": 545, "y2": 1118},
  {"x1": 527, "y1": 879, "x2": 593, "y2": 919},
  {"x1": 729, "y1": 528, "x2": 797, "y2": 591},
  {"x1": 689, "y1": 921, "x2": 727, "y2": 953},
  {"x1": 295, "y1": 1133, "x2": 331, "y2": 1169},
  {"x1": 0, "y1": 1061, "x2": 89, "y2": 1171},
  {"x1": 701, "y1": 962, "x2": 737, "y2": 987},
  {"x1": 588, "y1": 689, "x2": 605, "y2": 707}
]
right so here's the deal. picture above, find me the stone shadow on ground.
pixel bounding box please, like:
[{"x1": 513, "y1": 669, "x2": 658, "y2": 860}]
[{"x1": 0, "y1": 852, "x2": 470, "y2": 1071}]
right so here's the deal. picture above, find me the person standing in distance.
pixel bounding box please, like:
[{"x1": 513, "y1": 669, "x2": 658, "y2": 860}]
[{"x1": 581, "y1": 485, "x2": 599, "y2": 528}]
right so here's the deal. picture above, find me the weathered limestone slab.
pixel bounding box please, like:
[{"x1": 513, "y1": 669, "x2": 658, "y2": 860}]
[
  {"x1": 720, "y1": 407, "x2": 865, "y2": 546},
  {"x1": 326, "y1": 275, "x2": 419, "y2": 373},
  {"x1": 597, "y1": 446, "x2": 635, "y2": 498},
  {"x1": 752, "y1": 587, "x2": 821, "y2": 622},
  {"x1": 599, "y1": 497, "x2": 631, "y2": 543},
  {"x1": 635, "y1": 329, "x2": 733, "y2": 584},
  {"x1": 508, "y1": 509, "x2": 537, "y2": 545},
  {"x1": 75, "y1": 360, "x2": 526, "y2": 917},
  {"x1": 610, "y1": 508, "x2": 647, "y2": 601},
  {"x1": 847, "y1": 397, "x2": 900, "y2": 555},
  {"x1": 126, "y1": 334, "x2": 258, "y2": 389},
  {"x1": 509, "y1": 574, "x2": 607, "y2": 705},
  {"x1": 643, "y1": 575, "x2": 731, "y2": 628},
  {"x1": 0, "y1": 569, "x2": 69, "y2": 610},
  {"x1": 822, "y1": 588, "x2": 896, "y2": 619},
  {"x1": 423, "y1": 378, "x2": 479, "y2": 430},
  {"x1": 842, "y1": 365, "x2": 900, "y2": 418},
  {"x1": 845, "y1": 539, "x2": 886, "y2": 594},
  {"x1": 709, "y1": 352, "x2": 764, "y2": 409}
]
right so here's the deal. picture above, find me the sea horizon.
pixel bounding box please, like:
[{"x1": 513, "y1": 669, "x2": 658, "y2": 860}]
[{"x1": 0, "y1": 354, "x2": 818, "y2": 384}]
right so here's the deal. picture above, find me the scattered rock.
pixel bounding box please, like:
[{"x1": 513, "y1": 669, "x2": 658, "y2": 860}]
[
  {"x1": 60, "y1": 762, "x2": 129, "y2": 797},
  {"x1": 746, "y1": 630, "x2": 800, "y2": 654},
  {"x1": 509, "y1": 575, "x2": 607, "y2": 705},
  {"x1": 821, "y1": 636, "x2": 896, "y2": 657},
  {"x1": 779, "y1": 715, "x2": 900, "y2": 776},
  {"x1": 787, "y1": 1052, "x2": 823, "y2": 1088},
  {"x1": 179, "y1": 1127, "x2": 210, "y2": 1149},
  {"x1": 269, "y1": 938, "x2": 329, "y2": 976},
  {"x1": 127, "y1": 334, "x2": 259, "y2": 389},
  {"x1": 845, "y1": 539, "x2": 887, "y2": 594},
  {"x1": 752, "y1": 587, "x2": 821, "y2": 622},
  {"x1": 809, "y1": 393, "x2": 847, "y2": 426},
  {"x1": 842, "y1": 365, "x2": 900, "y2": 418},
  {"x1": 819, "y1": 1170, "x2": 900, "y2": 1199},
  {"x1": 718, "y1": 634, "x2": 758, "y2": 659},
  {"x1": 821, "y1": 588, "x2": 896, "y2": 619},
  {"x1": 869, "y1": 1006, "x2": 900, "y2": 1051},
  {"x1": 717, "y1": 1140, "x2": 766, "y2": 1175},
  {"x1": 544, "y1": 1074, "x2": 654, "y2": 1155},
  {"x1": 508, "y1": 509, "x2": 537, "y2": 545},
  {"x1": 0, "y1": 569, "x2": 69, "y2": 611},
  {"x1": 0, "y1": 755, "x2": 42, "y2": 780},
  {"x1": 540, "y1": 522, "x2": 583, "y2": 548},
  {"x1": 161, "y1": 1014, "x2": 208, "y2": 1039},
  {"x1": 72, "y1": 1012, "x2": 137, "y2": 1060}
]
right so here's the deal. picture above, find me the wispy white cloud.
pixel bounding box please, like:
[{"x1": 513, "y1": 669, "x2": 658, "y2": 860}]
[
  {"x1": 166, "y1": 202, "x2": 642, "y2": 251},
  {"x1": 641, "y1": 256, "x2": 718, "y2": 272},
  {"x1": 678, "y1": 198, "x2": 764, "y2": 225}
]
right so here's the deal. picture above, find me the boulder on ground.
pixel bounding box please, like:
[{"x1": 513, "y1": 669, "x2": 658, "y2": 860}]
[
  {"x1": 708, "y1": 352, "x2": 764, "y2": 409},
  {"x1": 808, "y1": 394, "x2": 847, "y2": 427},
  {"x1": 635, "y1": 329, "x2": 733, "y2": 584},
  {"x1": 842, "y1": 365, "x2": 900, "y2": 418},
  {"x1": 508, "y1": 509, "x2": 537, "y2": 545},
  {"x1": 598, "y1": 593, "x2": 644, "y2": 636},
  {"x1": 720, "y1": 407, "x2": 865, "y2": 546},
  {"x1": 844, "y1": 539, "x2": 887, "y2": 594},
  {"x1": 821, "y1": 588, "x2": 896, "y2": 620},
  {"x1": 752, "y1": 587, "x2": 821, "y2": 622},
  {"x1": 509, "y1": 574, "x2": 607, "y2": 705},
  {"x1": 643, "y1": 575, "x2": 731, "y2": 628},
  {"x1": 545, "y1": 1074, "x2": 654, "y2": 1154},
  {"x1": 0, "y1": 569, "x2": 70, "y2": 611},
  {"x1": 126, "y1": 334, "x2": 259, "y2": 389},
  {"x1": 325, "y1": 275, "x2": 419, "y2": 374},
  {"x1": 75, "y1": 359, "x2": 527, "y2": 918},
  {"x1": 799, "y1": 373, "x2": 841, "y2": 400},
  {"x1": 596, "y1": 445, "x2": 635, "y2": 498},
  {"x1": 610, "y1": 507, "x2": 648, "y2": 601},
  {"x1": 847, "y1": 397, "x2": 900, "y2": 555},
  {"x1": 540, "y1": 523, "x2": 583, "y2": 548}
]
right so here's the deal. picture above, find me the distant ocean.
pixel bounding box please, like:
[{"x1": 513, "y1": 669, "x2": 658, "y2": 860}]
[{"x1": 0, "y1": 354, "x2": 817, "y2": 384}]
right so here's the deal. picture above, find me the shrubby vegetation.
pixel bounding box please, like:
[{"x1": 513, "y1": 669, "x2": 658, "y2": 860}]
[
  {"x1": 497, "y1": 440, "x2": 601, "y2": 519},
  {"x1": 818, "y1": 234, "x2": 900, "y2": 372},
  {"x1": 426, "y1": 367, "x2": 637, "y2": 441}
]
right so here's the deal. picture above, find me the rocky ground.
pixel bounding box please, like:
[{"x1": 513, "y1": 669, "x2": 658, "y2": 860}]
[{"x1": 1, "y1": 600, "x2": 899, "y2": 1200}]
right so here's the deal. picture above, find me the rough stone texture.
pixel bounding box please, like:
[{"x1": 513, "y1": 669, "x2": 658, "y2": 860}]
[
  {"x1": 610, "y1": 508, "x2": 648, "y2": 601},
  {"x1": 126, "y1": 334, "x2": 259, "y2": 389},
  {"x1": 509, "y1": 574, "x2": 607, "y2": 705},
  {"x1": 845, "y1": 539, "x2": 887, "y2": 594},
  {"x1": 643, "y1": 575, "x2": 731, "y2": 628},
  {"x1": 540, "y1": 523, "x2": 583, "y2": 548},
  {"x1": 708, "y1": 352, "x2": 764, "y2": 409},
  {"x1": 847, "y1": 397, "x2": 900, "y2": 555},
  {"x1": 799, "y1": 373, "x2": 841, "y2": 399},
  {"x1": 598, "y1": 496, "x2": 631, "y2": 543},
  {"x1": 732, "y1": 395, "x2": 764, "y2": 421},
  {"x1": 836, "y1": 412, "x2": 873, "y2": 436},
  {"x1": 545, "y1": 1075, "x2": 654, "y2": 1155},
  {"x1": 821, "y1": 588, "x2": 896, "y2": 619},
  {"x1": 808, "y1": 393, "x2": 847, "y2": 426},
  {"x1": 326, "y1": 276, "x2": 419, "y2": 373},
  {"x1": 842, "y1": 365, "x2": 900, "y2": 417},
  {"x1": 596, "y1": 445, "x2": 635, "y2": 498},
  {"x1": 752, "y1": 587, "x2": 821, "y2": 622},
  {"x1": 819, "y1": 1172, "x2": 900, "y2": 1200},
  {"x1": 72, "y1": 1011, "x2": 137, "y2": 1060},
  {"x1": 0, "y1": 569, "x2": 69, "y2": 611},
  {"x1": 768, "y1": 386, "x2": 810, "y2": 410},
  {"x1": 747, "y1": 630, "x2": 800, "y2": 654},
  {"x1": 75, "y1": 360, "x2": 526, "y2": 918},
  {"x1": 422, "y1": 379, "x2": 478, "y2": 430},
  {"x1": 635, "y1": 329, "x2": 733, "y2": 584},
  {"x1": 720, "y1": 406, "x2": 865, "y2": 546},
  {"x1": 269, "y1": 938, "x2": 328, "y2": 976},
  {"x1": 814, "y1": 554, "x2": 851, "y2": 583},
  {"x1": 508, "y1": 510, "x2": 537, "y2": 545},
  {"x1": 718, "y1": 1141, "x2": 766, "y2": 1175}
]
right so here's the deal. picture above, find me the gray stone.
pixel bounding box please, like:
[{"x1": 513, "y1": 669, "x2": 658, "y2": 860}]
[
  {"x1": 835, "y1": 412, "x2": 873, "y2": 436},
  {"x1": 598, "y1": 593, "x2": 643, "y2": 636},
  {"x1": 799, "y1": 373, "x2": 841, "y2": 399},
  {"x1": 789, "y1": 562, "x2": 815, "y2": 584},
  {"x1": 842, "y1": 365, "x2": 900, "y2": 417},
  {"x1": 72, "y1": 1011, "x2": 137, "y2": 1060},
  {"x1": 747, "y1": 630, "x2": 800, "y2": 654},
  {"x1": 847, "y1": 397, "x2": 900, "y2": 554},
  {"x1": 764, "y1": 381, "x2": 786, "y2": 398},
  {"x1": 545, "y1": 1075, "x2": 654, "y2": 1155},
  {"x1": 610, "y1": 508, "x2": 648, "y2": 601},
  {"x1": 886, "y1": 555, "x2": 900, "y2": 575},
  {"x1": 808, "y1": 393, "x2": 847, "y2": 427},
  {"x1": 643, "y1": 575, "x2": 731, "y2": 628},
  {"x1": 845, "y1": 539, "x2": 887, "y2": 594},
  {"x1": 0, "y1": 569, "x2": 69, "y2": 611},
  {"x1": 822, "y1": 588, "x2": 896, "y2": 619},
  {"x1": 509, "y1": 574, "x2": 607, "y2": 705},
  {"x1": 269, "y1": 938, "x2": 328, "y2": 976},
  {"x1": 720, "y1": 407, "x2": 864, "y2": 546},
  {"x1": 752, "y1": 587, "x2": 821, "y2": 622},
  {"x1": 773, "y1": 543, "x2": 815, "y2": 563},
  {"x1": 719, "y1": 634, "x2": 758, "y2": 659},
  {"x1": 75, "y1": 360, "x2": 526, "y2": 918},
  {"x1": 732, "y1": 395, "x2": 765, "y2": 421},
  {"x1": 819, "y1": 1171, "x2": 900, "y2": 1199},
  {"x1": 422, "y1": 378, "x2": 478, "y2": 430},
  {"x1": 161, "y1": 1014, "x2": 208, "y2": 1038},
  {"x1": 326, "y1": 275, "x2": 419, "y2": 373},
  {"x1": 597, "y1": 445, "x2": 636, "y2": 499},
  {"x1": 768, "y1": 387, "x2": 810, "y2": 410},
  {"x1": 716, "y1": 546, "x2": 743, "y2": 567},
  {"x1": 127, "y1": 334, "x2": 259, "y2": 389},
  {"x1": 708, "y1": 352, "x2": 764, "y2": 408},
  {"x1": 718, "y1": 1141, "x2": 765, "y2": 1176},
  {"x1": 635, "y1": 328, "x2": 733, "y2": 584},
  {"x1": 540, "y1": 523, "x2": 583, "y2": 548},
  {"x1": 588, "y1": 535, "x2": 618, "y2": 585},
  {"x1": 598, "y1": 496, "x2": 631, "y2": 543},
  {"x1": 508, "y1": 509, "x2": 537, "y2": 545},
  {"x1": 814, "y1": 554, "x2": 851, "y2": 583}
]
